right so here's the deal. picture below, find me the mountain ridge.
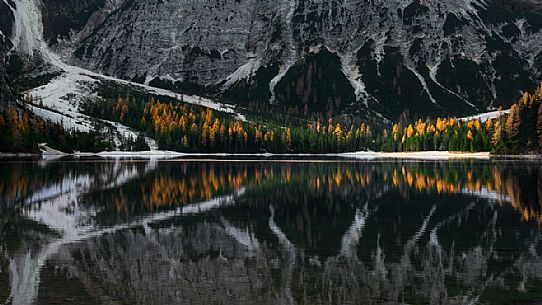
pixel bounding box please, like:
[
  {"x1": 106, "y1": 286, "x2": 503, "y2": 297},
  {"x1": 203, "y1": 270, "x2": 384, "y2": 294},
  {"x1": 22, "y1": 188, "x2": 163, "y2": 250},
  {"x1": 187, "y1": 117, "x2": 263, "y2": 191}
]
[{"x1": 2, "y1": 0, "x2": 542, "y2": 121}]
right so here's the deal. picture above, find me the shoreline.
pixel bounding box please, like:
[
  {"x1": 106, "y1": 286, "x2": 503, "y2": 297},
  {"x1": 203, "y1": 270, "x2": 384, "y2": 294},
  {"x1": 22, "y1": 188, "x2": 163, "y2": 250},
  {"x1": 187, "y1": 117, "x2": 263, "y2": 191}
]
[
  {"x1": 1, "y1": 149, "x2": 540, "y2": 161},
  {"x1": 340, "y1": 151, "x2": 492, "y2": 160}
]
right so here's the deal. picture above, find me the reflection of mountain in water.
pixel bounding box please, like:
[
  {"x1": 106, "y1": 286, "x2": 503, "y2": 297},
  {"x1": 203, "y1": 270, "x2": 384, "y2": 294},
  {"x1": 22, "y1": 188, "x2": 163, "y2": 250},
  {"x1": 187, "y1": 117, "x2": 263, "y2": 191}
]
[{"x1": 1, "y1": 159, "x2": 542, "y2": 305}]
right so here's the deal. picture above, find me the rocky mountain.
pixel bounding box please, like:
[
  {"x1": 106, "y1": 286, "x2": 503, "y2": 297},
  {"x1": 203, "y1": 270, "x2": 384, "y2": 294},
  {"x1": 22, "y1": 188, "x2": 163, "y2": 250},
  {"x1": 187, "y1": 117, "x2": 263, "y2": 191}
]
[
  {"x1": 3, "y1": 0, "x2": 542, "y2": 120},
  {"x1": 0, "y1": 0, "x2": 15, "y2": 109}
]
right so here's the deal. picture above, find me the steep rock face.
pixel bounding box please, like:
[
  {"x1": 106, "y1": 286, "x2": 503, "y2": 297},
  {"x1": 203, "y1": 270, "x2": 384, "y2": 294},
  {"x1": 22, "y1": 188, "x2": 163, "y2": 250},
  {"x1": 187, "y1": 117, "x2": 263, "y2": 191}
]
[
  {"x1": 497, "y1": 0, "x2": 542, "y2": 12},
  {"x1": 69, "y1": 1, "x2": 281, "y2": 88},
  {"x1": 0, "y1": 0, "x2": 15, "y2": 109},
  {"x1": 14, "y1": 0, "x2": 542, "y2": 119},
  {"x1": 41, "y1": 0, "x2": 106, "y2": 44}
]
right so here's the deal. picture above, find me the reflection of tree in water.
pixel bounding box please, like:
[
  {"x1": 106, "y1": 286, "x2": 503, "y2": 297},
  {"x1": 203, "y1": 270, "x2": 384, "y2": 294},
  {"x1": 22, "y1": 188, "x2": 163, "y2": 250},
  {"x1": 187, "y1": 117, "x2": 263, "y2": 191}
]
[
  {"x1": 140, "y1": 163, "x2": 248, "y2": 210},
  {"x1": 0, "y1": 160, "x2": 151, "y2": 211},
  {"x1": 70, "y1": 161, "x2": 542, "y2": 225},
  {"x1": 2, "y1": 160, "x2": 542, "y2": 305}
]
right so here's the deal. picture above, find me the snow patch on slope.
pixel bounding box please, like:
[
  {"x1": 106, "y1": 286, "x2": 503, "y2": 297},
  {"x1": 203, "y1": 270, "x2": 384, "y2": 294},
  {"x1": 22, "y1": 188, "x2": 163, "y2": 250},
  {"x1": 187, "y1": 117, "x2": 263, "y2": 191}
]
[
  {"x1": 407, "y1": 66, "x2": 437, "y2": 105},
  {"x1": 11, "y1": 0, "x2": 42, "y2": 57},
  {"x1": 459, "y1": 109, "x2": 510, "y2": 122},
  {"x1": 428, "y1": 63, "x2": 478, "y2": 109},
  {"x1": 269, "y1": 0, "x2": 298, "y2": 104},
  {"x1": 333, "y1": 47, "x2": 371, "y2": 105},
  {"x1": 38, "y1": 143, "x2": 67, "y2": 156},
  {"x1": 223, "y1": 58, "x2": 261, "y2": 88},
  {"x1": 27, "y1": 65, "x2": 246, "y2": 146}
]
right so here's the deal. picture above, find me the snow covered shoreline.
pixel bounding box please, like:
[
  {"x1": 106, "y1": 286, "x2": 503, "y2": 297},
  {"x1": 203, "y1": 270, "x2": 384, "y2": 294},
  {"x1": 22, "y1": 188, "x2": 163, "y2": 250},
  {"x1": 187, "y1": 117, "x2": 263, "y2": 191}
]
[
  {"x1": 0, "y1": 147, "x2": 498, "y2": 161},
  {"x1": 340, "y1": 151, "x2": 491, "y2": 160},
  {"x1": 3, "y1": 150, "x2": 541, "y2": 161},
  {"x1": 79, "y1": 150, "x2": 493, "y2": 160},
  {"x1": 3, "y1": 142, "x2": 535, "y2": 161}
]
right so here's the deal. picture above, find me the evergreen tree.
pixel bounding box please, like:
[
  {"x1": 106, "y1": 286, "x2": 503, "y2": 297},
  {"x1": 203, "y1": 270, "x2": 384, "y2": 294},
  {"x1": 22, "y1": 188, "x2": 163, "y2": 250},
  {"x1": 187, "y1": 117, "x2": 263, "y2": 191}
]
[
  {"x1": 505, "y1": 104, "x2": 520, "y2": 154},
  {"x1": 538, "y1": 101, "x2": 542, "y2": 153}
]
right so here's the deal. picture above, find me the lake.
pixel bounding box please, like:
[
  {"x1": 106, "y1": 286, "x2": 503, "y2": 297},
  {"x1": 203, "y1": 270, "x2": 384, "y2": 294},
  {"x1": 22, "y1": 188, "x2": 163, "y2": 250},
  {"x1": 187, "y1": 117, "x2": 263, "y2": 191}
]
[{"x1": 0, "y1": 158, "x2": 541, "y2": 305}]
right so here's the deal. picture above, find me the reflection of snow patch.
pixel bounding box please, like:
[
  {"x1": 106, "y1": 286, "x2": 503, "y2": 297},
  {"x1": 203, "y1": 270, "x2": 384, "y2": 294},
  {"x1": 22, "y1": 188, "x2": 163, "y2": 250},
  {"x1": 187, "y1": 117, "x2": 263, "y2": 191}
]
[
  {"x1": 413, "y1": 206, "x2": 436, "y2": 243},
  {"x1": 340, "y1": 205, "x2": 369, "y2": 258},
  {"x1": 221, "y1": 217, "x2": 260, "y2": 252},
  {"x1": 430, "y1": 227, "x2": 440, "y2": 247},
  {"x1": 9, "y1": 175, "x2": 245, "y2": 305},
  {"x1": 269, "y1": 205, "x2": 296, "y2": 305},
  {"x1": 24, "y1": 160, "x2": 156, "y2": 206}
]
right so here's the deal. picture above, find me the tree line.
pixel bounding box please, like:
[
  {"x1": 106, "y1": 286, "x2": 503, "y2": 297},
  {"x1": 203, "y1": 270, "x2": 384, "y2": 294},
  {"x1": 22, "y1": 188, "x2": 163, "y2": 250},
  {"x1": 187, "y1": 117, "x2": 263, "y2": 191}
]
[
  {"x1": 4, "y1": 82, "x2": 542, "y2": 154},
  {"x1": 375, "y1": 116, "x2": 492, "y2": 153},
  {"x1": 0, "y1": 105, "x2": 99, "y2": 153},
  {"x1": 491, "y1": 83, "x2": 542, "y2": 154},
  {"x1": 0, "y1": 99, "x2": 147, "y2": 153},
  {"x1": 84, "y1": 96, "x2": 375, "y2": 153},
  {"x1": 84, "y1": 82, "x2": 542, "y2": 154}
]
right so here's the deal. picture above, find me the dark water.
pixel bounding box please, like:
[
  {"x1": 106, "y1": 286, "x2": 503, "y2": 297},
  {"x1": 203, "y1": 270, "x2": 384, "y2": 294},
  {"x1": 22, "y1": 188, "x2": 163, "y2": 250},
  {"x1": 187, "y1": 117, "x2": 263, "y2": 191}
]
[{"x1": 1, "y1": 158, "x2": 542, "y2": 305}]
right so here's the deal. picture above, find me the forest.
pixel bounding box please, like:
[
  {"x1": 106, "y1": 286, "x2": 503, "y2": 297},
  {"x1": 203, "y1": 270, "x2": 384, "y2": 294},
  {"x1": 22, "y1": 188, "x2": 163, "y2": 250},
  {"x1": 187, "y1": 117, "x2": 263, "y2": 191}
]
[
  {"x1": 0, "y1": 99, "x2": 148, "y2": 153},
  {"x1": 83, "y1": 95, "x2": 377, "y2": 153},
  {"x1": 83, "y1": 93, "x2": 492, "y2": 154},
  {"x1": 2, "y1": 83, "x2": 542, "y2": 154},
  {"x1": 83, "y1": 82, "x2": 542, "y2": 154}
]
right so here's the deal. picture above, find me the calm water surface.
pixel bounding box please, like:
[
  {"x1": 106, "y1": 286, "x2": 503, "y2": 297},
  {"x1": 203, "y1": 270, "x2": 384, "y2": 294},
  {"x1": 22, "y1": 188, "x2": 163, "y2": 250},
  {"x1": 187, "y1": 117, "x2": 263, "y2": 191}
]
[{"x1": 1, "y1": 158, "x2": 542, "y2": 305}]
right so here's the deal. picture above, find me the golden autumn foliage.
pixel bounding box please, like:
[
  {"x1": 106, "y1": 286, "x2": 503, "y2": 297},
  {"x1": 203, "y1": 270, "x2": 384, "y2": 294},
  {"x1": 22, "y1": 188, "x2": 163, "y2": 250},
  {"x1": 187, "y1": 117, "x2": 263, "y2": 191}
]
[
  {"x1": 414, "y1": 119, "x2": 426, "y2": 136},
  {"x1": 467, "y1": 130, "x2": 474, "y2": 141},
  {"x1": 136, "y1": 163, "x2": 542, "y2": 224},
  {"x1": 102, "y1": 93, "x2": 500, "y2": 154},
  {"x1": 406, "y1": 124, "x2": 414, "y2": 138}
]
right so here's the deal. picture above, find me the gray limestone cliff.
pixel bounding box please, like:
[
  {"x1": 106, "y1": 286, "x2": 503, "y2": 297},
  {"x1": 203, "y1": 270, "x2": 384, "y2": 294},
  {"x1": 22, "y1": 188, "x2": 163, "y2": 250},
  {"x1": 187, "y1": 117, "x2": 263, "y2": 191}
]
[{"x1": 4, "y1": 0, "x2": 542, "y2": 119}]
